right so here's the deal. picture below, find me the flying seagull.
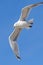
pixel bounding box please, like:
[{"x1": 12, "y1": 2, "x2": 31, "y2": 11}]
[{"x1": 9, "y1": 2, "x2": 43, "y2": 60}]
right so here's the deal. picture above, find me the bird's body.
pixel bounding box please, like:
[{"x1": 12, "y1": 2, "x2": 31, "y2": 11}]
[
  {"x1": 14, "y1": 20, "x2": 32, "y2": 28},
  {"x1": 9, "y1": 2, "x2": 43, "y2": 60}
]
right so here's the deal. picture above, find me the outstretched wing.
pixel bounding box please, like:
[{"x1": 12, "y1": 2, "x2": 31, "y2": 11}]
[
  {"x1": 20, "y1": 2, "x2": 43, "y2": 21},
  {"x1": 9, "y1": 28, "x2": 21, "y2": 41},
  {"x1": 9, "y1": 28, "x2": 21, "y2": 60}
]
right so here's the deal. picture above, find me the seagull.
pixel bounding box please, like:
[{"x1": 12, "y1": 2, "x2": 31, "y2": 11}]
[{"x1": 9, "y1": 2, "x2": 43, "y2": 60}]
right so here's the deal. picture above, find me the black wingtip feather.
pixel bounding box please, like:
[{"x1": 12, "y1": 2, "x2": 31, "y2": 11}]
[{"x1": 16, "y1": 55, "x2": 21, "y2": 60}]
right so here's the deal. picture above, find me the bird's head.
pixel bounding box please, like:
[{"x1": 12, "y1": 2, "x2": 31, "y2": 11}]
[
  {"x1": 14, "y1": 22, "x2": 17, "y2": 26},
  {"x1": 14, "y1": 22, "x2": 18, "y2": 28}
]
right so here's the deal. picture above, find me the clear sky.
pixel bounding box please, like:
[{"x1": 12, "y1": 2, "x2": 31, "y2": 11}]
[{"x1": 0, "y1": 0, "x2": 43, "y2": 65}]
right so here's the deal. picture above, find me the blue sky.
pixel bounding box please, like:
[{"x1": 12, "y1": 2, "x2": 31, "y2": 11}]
[{"x1": 0, "y1": 0, "x2": 43, "y2": 65}]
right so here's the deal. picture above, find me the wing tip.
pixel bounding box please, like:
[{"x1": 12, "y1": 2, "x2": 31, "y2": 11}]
[{"x1": 16, "y1": 55, "x2": 21, "y2": 60}]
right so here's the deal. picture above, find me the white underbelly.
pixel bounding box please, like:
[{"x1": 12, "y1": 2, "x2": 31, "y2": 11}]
[
  {"x1": 14, "y1": 21, "x2": 29, "y2": 28},
  {"x1": 17, "y1": 21, "x2": 28, "y2": 28}
]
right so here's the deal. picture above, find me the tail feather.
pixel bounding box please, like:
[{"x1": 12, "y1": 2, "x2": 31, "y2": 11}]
[
  {"x1": 26, "y1": 19, "x2": 34, "y2": 29},
  {"x1": 28, "y1": 19, "x2": 34, "y2": 24}
]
